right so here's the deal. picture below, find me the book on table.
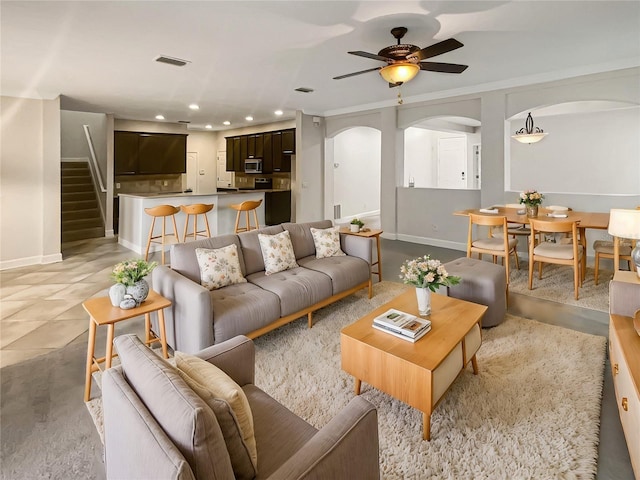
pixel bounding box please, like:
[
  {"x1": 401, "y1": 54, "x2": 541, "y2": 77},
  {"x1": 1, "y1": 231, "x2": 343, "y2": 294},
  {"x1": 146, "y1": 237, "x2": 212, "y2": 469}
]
[
  {"x1": 372, "y1": 308, "x2": 431, "y2": 341},
  {"x1": 372, "y1": 322, "x2": 431, "y2": 342}
]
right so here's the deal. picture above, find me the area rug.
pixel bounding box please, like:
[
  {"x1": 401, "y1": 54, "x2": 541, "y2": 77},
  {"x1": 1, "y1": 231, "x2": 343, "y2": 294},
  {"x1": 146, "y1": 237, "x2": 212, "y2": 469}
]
[
  {"x1": 85, "y1": 281, "x2": 606, "y2": 479},
  {"x1": 508, "y1": 262, "x2": 609, "y2": 312}
]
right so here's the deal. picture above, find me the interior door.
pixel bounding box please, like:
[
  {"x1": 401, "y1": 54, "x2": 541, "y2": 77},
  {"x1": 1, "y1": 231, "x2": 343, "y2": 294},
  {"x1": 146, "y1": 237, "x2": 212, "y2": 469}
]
[
  {"x1": 186, "y1": 152, "x2": 199, "y2": 192},
  {"x1": 437, "y1": 137, "x2": 467, "y2": 189}
]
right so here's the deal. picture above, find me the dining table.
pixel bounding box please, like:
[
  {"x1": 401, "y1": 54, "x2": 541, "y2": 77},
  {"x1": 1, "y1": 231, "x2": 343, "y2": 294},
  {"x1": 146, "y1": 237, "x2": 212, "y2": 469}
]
[{"x1": 454, "y1": 206, "x2": 611, "y2": 273}]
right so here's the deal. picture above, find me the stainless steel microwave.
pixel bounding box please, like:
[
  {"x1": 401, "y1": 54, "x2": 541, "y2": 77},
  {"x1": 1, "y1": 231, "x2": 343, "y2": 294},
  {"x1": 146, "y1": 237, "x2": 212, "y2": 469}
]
[{"x1": 244, "y1": 158, "x2": 262, "y2": 173}]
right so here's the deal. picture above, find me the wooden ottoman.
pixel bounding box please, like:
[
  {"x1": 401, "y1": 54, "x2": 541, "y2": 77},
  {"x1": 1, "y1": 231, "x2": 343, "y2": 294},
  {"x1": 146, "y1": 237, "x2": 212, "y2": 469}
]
[{"x1": 443, "y1": 257, "x2": 507, "y2": 327}]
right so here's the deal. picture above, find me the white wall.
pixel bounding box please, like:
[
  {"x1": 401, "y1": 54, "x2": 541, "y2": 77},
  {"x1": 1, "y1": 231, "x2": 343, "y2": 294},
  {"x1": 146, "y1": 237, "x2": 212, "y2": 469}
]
[
  {"x1": 333, "y1": 127, "x2": 381, "y2": 219},
  {"x1": 1, "y1": 96, "x2": 61, "y2": 269}
]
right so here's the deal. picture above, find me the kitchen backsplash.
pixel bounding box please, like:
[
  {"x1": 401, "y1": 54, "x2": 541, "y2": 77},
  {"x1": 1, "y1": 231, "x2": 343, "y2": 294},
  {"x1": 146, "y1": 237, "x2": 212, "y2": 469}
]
[{"x1": 114, "y1": 175, "x2": 183, "y2": 196}]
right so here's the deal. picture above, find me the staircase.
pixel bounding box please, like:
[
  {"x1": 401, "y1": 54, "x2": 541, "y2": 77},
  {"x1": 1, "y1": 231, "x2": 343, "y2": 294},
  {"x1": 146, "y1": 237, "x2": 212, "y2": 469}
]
[{"x1": 61, "y1": 161, "x2": 104, "y2": 243}]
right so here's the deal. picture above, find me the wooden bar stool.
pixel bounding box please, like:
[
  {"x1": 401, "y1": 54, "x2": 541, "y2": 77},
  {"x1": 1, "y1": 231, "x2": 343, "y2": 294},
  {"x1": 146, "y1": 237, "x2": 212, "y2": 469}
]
[
  {"x1": 144, "y1": 204, "x2": 180, "y2": 265},
  {"x1": 230, "y1": 199, "x2": 262, "y2": 233},
  {"x1": 180, "y1": 203, "x2": 214, "y2": 242}
]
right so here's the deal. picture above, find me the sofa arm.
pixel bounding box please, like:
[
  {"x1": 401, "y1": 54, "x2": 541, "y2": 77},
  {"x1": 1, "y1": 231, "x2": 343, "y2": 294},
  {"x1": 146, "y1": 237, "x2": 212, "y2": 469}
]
[
  {"x1": 267, "y1": 397, "x2": 380, "y2": 480},
  {"x1": 610, "y1": 278, "x2": 640, "y2": 317},
  {"x1": 340, "y1": 234, "x2": 372, "y2": 266},
  {"x1": 151, "y1": 266, "x2": 214, "y2": 354},
  {"x1": 193, "y1": 336, "x2": 255, "y2": 387}
]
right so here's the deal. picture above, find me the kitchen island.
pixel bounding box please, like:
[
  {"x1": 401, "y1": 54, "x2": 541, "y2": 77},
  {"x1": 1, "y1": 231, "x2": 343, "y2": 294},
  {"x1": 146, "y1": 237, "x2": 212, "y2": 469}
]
[{"x1": 118, "y1": 190, "x2": 275, "y2": 256}]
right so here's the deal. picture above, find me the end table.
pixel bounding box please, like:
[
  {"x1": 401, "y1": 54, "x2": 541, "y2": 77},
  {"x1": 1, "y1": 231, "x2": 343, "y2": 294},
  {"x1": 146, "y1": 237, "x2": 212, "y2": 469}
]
[
  {"x1": 83, "y1": 289, "x2": 171, "y2": 401},
  {"x1": 339, "y1": 227, "x2": 383, "y2": 296}
]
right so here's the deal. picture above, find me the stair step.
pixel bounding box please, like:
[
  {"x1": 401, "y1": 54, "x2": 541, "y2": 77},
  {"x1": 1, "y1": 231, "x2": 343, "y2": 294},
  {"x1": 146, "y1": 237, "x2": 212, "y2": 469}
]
[
  {"x1": 61, "y1": 226, "x2": 104, "y2": 243},
  {"x1": 62, "y1": 161, "x2": 89, "y2": 169},
  {"x1": 62, "y1": 191, "x2": 96, "y2": 202},
  {"x1": 62, "y1": 199, "x2": 99, "y2": 211},
  {"x1": 62, "y1": 208, "x2": 100, "y2": 222},
  {"x1": 62, "y1": 217, "x2": 103, "y2": 230},
  {"x1": 62, "y1": 176, "x2": 92, "y2": 185},
  {"x1": 62, "y1": 183, "x2": 94, "y2": 193}
]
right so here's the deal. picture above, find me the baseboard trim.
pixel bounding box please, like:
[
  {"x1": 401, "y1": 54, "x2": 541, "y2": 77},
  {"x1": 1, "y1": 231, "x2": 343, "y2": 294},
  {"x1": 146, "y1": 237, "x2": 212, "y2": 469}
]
[
  {"x1": 0, "y1": 252, "x2": 63, "y2": 271},
  {"x1": 396, "y1": 234, "x2": 467, "y2": 252}
]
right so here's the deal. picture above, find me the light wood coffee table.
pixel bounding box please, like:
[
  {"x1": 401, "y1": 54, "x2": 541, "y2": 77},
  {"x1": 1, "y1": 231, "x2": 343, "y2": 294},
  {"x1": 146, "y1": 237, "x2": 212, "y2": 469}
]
[{"x1": 341, "y1": 288, "x2": 487, "y2": 440}]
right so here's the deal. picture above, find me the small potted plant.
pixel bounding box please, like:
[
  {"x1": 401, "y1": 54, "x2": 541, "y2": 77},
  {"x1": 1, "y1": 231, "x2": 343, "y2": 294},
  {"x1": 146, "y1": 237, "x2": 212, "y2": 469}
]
[
  {"x1": 109, "y1": 259, "x2": 157, "y2": 307},
  {"x1": 350, "y1": 218, "x2": 365, "y2": 232}
]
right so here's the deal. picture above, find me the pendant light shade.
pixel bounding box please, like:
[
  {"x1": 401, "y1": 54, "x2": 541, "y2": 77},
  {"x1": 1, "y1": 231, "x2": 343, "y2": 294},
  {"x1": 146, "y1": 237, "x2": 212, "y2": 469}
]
[
  {"x1": 379, "y1": 62, "x2": 420, "y2": 85},
  {"x1": 512, "y1": 112, "x2": 548, "y2": 144}
]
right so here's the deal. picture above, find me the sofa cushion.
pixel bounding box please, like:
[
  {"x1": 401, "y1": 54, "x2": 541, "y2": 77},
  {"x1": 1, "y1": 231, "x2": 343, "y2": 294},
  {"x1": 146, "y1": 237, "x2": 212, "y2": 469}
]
[
  {"x1": 238, "y1": 225, "x2": 285, "y2": 275},
  {"x1": 175, "y1": 352, "x2": 257, "y2": 480},
  {"x1": 242, "y1": 384, "x2": 318, "y2": 478},
  {"x1": 258, "y1": 230, "x2": 299, "y2": 275},
  {"x1": 171, "y1": 235, "x2": 245, "y2": 283},
  {"x1": 247, "y1": 267, "x2": 333, "y2": 317},
  {"x1": 210, "y1": 283, "x2": 282, "y2": 343},
  {"x1": 310, "y1": 226, "x2": 346, "y2": 259},
  {"x1": 282, "y1": 220, "x2": 333, "y2": 259},
  {"x1": 196, "y1": 244, "x2": 247, "y2": 290},
  {"x1": 297, "y1": 255, "x2": 370, "y2": 295},
  {"x1": 114, "y1": 335, "x2": 234, "y2": 480}
]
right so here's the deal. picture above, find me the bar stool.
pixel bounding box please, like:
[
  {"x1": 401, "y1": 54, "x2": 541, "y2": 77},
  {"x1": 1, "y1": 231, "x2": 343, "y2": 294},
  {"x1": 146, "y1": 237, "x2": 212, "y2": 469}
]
[
  {"x1": 180, "y1": 203, "x2": 214, "y2": 242},
  {"x1": 230, "y1": 199, "x2": 262, "y2": 233},
  {"x1": 144, "y1": 204, "x2": 180, "y2": 265}
]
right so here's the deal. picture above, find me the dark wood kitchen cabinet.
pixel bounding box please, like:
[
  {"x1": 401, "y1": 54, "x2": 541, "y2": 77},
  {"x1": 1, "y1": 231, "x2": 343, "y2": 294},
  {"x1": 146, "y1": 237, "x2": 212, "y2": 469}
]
[
  {"x1": 226, "y1": 137, "x2": 235, "y2": 171},
  {"x1": 282, "y1": 129, "x2": 295, "y2": 153},
  {"x1": 224, "y1": 128, "x2": 294, "y2": 173},
  {"x1": 262, "y1": 132, "x2": 273, "y2": 173},
  {"x1": 115, "y1": 131, "x2": 187, "y2": 175}
]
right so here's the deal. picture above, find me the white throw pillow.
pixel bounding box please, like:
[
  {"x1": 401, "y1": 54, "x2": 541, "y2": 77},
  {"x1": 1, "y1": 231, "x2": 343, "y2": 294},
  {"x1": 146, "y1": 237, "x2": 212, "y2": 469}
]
[
  {"x1": 195, "y1": 244, "x2": 247, "y2": 290},
  {"x1": 257, "y1": 230, "x2": 299, "y2": 275},
  {"x1": 310, "y1": 226, "x2": 346, "y2": 259}
]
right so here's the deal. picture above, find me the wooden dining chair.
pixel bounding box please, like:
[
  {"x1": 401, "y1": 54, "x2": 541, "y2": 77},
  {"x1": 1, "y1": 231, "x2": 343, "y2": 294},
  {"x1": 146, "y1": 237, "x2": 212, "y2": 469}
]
[
  {"x1": 467, "y1": 214, "x2": 519, "y2": 285},
  {"x1": 528, "y1": 219, "x2": 584, "y2": 300},
  {"x1": 593, "y1": 237, "x2": 634, "y2": 285}
]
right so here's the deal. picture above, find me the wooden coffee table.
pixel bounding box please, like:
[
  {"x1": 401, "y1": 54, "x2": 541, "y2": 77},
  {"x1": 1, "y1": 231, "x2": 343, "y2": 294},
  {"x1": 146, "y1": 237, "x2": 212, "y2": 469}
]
[{"x1": 341, "y1": 289, "x2": 487, "y2": 440}]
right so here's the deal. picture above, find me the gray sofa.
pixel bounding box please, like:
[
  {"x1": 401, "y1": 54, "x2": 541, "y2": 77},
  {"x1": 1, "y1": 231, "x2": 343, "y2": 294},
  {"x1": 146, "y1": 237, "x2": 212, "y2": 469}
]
[
  {"x1": 152, "y1": 220, "x2": 373, "y2": 353},
  {"x1": 103, "y1": 334, "x2": 380, "y2": 480}
]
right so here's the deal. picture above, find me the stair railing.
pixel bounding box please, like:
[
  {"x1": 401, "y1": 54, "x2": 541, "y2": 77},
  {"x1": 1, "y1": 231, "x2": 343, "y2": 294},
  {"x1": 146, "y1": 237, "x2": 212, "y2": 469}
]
[{"x1": 82, "y1": 125, "x2": 107, "y2": 224}]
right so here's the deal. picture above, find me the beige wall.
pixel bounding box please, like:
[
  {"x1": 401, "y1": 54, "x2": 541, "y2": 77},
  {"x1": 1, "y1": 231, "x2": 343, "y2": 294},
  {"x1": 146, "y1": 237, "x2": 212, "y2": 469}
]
[{"x1": 1, "y1": 96, "x2": 61, "y2": 269}]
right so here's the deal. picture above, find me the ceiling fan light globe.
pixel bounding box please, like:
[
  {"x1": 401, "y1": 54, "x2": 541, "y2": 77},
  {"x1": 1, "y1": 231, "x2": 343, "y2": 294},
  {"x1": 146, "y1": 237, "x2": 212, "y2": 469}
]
[
  {"x1": 511, "y1": 132, "x2": 548, "y2": 144},
  {"x1": 379, "y1": 63, "x2": 419, "y2": 84}
]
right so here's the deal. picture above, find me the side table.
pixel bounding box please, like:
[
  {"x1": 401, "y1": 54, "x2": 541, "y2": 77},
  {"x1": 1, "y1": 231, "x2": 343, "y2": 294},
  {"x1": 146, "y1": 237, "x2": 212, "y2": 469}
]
[
  {"x1": 339, "y1": 227, "x2": 383, "y2": 295},
  {"x1": 83, "y1": 289, "x2": 171, "y2": 401}
]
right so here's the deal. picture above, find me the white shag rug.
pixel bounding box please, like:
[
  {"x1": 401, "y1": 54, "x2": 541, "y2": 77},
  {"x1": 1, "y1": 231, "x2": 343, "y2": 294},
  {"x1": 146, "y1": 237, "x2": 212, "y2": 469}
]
[
  {"x1": 508, "y1": 262, "x2": 609, "y2": 312},
  {"x1": 87, "y1": 282, "x2": 607, "y2": 479}
]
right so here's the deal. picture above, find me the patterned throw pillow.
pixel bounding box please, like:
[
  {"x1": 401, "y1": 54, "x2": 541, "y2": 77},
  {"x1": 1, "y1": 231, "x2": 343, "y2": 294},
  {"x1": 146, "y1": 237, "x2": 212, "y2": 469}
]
[
  {"x1": 257, "y1": 230, "x2": 299, "y2": 275},
  {"x1": 310, "y1": 226, "x2": 346, "y2": 259},
  {"x1": 195, "y1": 244, "x2": 247, "y2": 290}
]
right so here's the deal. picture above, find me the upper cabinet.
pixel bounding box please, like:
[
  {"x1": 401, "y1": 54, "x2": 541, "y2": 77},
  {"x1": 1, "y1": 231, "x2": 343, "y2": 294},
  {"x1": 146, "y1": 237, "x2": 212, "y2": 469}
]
[
  {"x1": 115, "y1": 131, "x2": 187, "y2": 175},
  {"x1": 225, "y1": 128, "x2": 295, "y2": 173}
]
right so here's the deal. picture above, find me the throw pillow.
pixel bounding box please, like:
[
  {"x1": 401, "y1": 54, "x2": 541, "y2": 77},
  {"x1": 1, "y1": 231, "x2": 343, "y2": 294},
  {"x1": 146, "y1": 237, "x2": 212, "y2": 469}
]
[
  {"x1": 175, "y1": 352, "x2": 258, "y2": 475},
  {"x1": 195, "y1": 244, "x2": 247, "y2": 290},
  {"x1": 257, "y1": 230, "x2": 299, "y2": 275},
  {"x1": 310, "y1": 226, "x2": 346, "y2": 259}
]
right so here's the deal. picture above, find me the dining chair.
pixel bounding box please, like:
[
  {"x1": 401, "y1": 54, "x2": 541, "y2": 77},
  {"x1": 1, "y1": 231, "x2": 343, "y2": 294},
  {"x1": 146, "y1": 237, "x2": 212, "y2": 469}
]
[
  {"x1": 593, "y1": 237, "x2": 634, "y2": 285},
  {"x1": 528, "y1": 219, "x2": 584, "y2": 300},
  {"x1": 467, "y1": 214, "x2": 519, "y2": 285}
]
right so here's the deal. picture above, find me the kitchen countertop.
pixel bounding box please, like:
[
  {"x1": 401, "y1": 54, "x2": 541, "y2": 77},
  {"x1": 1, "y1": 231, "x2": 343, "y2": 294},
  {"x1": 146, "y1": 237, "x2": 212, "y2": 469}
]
[{"x1": 118, "y1": 189, "x2": 289, "y2": 199}]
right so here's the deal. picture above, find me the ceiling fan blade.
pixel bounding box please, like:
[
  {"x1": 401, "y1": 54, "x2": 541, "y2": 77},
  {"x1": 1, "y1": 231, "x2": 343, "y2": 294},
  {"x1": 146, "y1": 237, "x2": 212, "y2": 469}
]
[
  {"x1": 333, "y1": 67, "x2": 381, "y2": 80},
  {"x1": 348, "y1": 50, "x2": 390, "y2": 62},
  {"x1": 408, "y1": 38, "x2": 464, "y2": 61},
  {"x1": 419, "y1": 62, "x2": 468, "y2": 74}
]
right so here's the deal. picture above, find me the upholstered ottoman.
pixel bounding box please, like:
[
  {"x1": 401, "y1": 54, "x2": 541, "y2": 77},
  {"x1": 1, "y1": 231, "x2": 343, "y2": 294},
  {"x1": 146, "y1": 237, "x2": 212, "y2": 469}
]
[{"x1": 443, "y1": 257, "x2": 507, "y2": 327}]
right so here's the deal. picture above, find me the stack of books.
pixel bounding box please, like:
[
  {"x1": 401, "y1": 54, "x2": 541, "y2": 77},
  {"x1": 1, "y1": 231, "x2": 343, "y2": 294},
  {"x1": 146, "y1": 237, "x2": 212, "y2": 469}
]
[{"x1": 372, "y1": 308, "x2": 431, "y2": 343}]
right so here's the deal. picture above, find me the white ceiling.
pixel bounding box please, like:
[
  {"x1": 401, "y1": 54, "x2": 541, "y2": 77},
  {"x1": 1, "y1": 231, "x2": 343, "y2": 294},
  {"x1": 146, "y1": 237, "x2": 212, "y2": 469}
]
[{"x1": 2, "y1": 1, "x2": 639, "y2": 131}]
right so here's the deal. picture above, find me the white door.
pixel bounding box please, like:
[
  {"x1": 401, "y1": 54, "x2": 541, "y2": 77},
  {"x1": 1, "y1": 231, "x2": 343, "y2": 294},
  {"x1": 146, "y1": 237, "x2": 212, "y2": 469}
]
[
  {"x1": 437, "y1": 137, "x2": 467, "y2": 189},
  {"x1": 186, "y1": 152, "x2": 199, "y2": 192},
  {"x1": 217, "y1": 152, "x2": 234, "y2": 188}
]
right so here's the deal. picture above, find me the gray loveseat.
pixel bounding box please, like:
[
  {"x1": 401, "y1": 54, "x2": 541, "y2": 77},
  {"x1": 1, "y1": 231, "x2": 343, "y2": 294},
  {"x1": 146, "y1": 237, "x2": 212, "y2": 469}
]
[
  {"x1": 152, "y1": 220, "x2": 373, "y2": 353},
  {"x1": 103, "y1": 334, "x2": 380, "y2": 479}
]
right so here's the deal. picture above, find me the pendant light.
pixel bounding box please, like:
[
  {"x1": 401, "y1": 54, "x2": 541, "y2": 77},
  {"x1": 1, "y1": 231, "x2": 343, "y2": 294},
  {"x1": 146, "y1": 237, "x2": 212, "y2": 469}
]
[{"x1": 512, "y1": 112, "x2": 548, "y2": 144}]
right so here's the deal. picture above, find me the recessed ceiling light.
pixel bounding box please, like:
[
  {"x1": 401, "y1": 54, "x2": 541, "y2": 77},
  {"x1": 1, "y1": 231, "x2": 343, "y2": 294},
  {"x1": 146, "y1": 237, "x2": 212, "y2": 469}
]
[
  {"x1": 189, "y1": 104, "x2": 200, "y2": 110},
  {"x1": 245, "y1": 116, "x2": 254, "y2": 121},
  {"x1": 155, "y1": 115, "x2": 165, "y2": 120},
  {"x1": 205, "y1": 124, "x2": 213, "y2": 129},
  {"x1": 274, "y1": 110, "x2": 283, "y2": 116},
  {"x1": 223, "y1": 121, "x2": 231, "y2": 126}
]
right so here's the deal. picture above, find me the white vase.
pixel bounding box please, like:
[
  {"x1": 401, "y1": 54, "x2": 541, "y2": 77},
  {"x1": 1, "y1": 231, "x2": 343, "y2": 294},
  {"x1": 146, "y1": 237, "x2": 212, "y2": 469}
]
[
  {"x1": 415, "y1": 287, "x2": 431, "y2": 316},
  {"x1": 350, "y1": 224, "x2": 360, "y2": 233},
  {"x1": 108, "y1": 283, "x2": 126, "y2": 307},
  {"x1": 125, "y1": 279, "x2": 149, "y2": 306}
]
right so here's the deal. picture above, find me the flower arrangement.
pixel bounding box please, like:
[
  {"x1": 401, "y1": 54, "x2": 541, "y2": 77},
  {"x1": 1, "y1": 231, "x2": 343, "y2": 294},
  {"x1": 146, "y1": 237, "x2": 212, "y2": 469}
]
[
  {"x1": 399, "y1": 255, "x2": 461, "y2": 292},
  {"x1": 111, "y1": 259, "x2": 157, "y2": 286},
  {"x1": 519, "y1": 189, "x2": 544, "y2": 206},
  {"x1": 350, "y1": 218, "x2": 365, "y2": 228}
]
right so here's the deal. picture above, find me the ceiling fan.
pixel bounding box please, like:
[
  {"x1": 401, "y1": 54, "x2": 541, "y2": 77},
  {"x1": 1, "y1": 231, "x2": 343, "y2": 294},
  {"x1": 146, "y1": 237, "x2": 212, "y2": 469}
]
[{"x1": 333, "y1": 27, "x2": 468, "y2": 87}]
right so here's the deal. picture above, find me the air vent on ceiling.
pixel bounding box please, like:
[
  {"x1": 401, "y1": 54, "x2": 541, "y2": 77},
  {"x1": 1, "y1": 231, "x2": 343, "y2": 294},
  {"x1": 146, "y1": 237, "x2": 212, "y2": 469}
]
[
  {"x1": 178, "y1": 120, "x2": 191, "y2": 124},
  {"x1": 154, "y1": 55, "x2": 190, "y2": 67},
  {"x1": 295, "y1": 87, "x2": 314, "y2": 93}
]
